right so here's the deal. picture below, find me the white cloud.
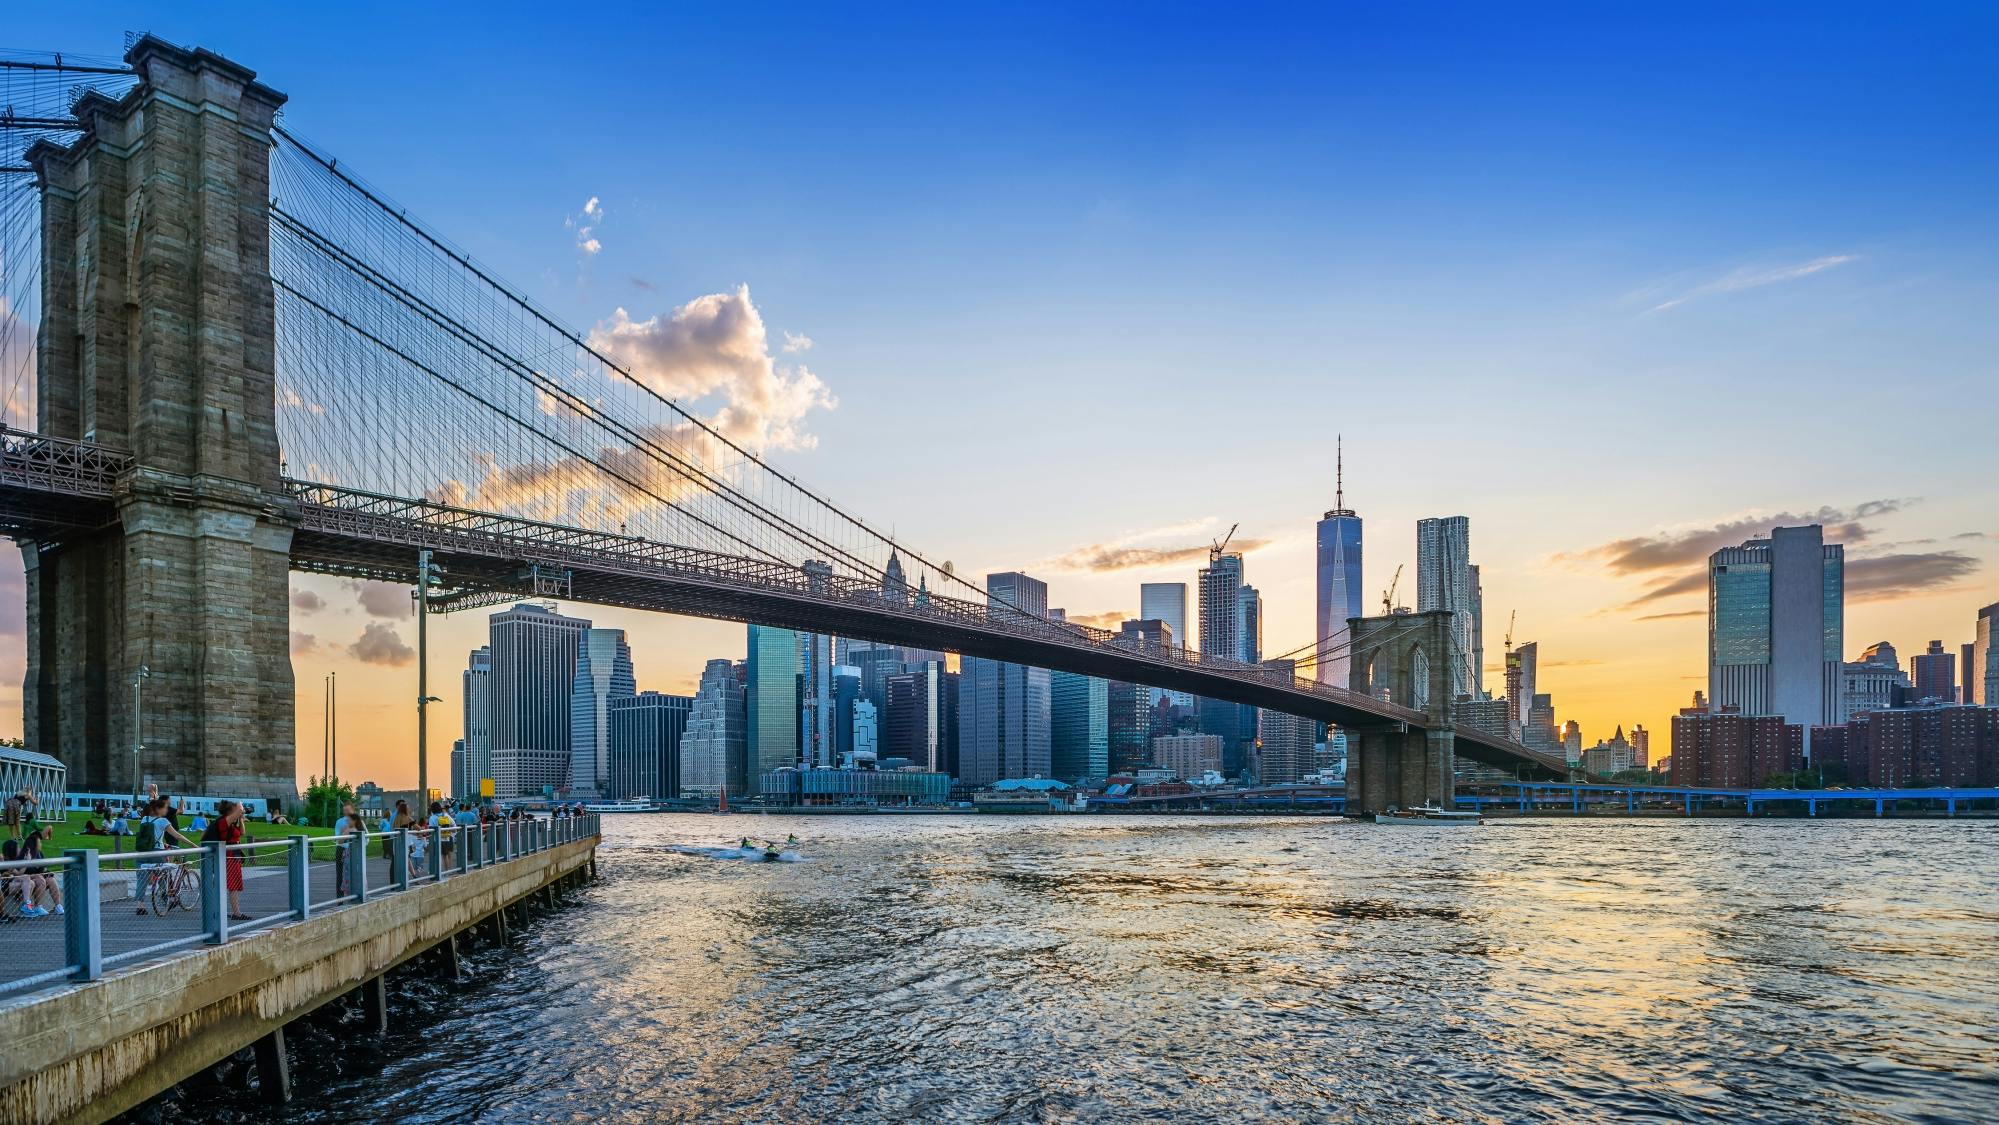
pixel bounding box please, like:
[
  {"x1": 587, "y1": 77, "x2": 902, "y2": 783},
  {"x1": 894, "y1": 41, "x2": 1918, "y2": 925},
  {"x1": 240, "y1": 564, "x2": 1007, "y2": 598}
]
[
  {"x1": 1649, "y1": 254, "x2": 1857, "y2": 313},
  {"x1": 567, "y1": 196, "x2": 604, "y2": 257},
  {"x1": 782, "y1": 331, "x2": 814, "y2": 353}
]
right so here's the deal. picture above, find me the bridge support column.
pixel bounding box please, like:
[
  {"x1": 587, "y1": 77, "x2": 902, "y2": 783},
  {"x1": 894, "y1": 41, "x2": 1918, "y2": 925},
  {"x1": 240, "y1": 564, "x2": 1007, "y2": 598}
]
[
  {"x1": 22, "y1": 38, "x2": 295, "y2": 802},
  {"x1": 358, "y1": 975, "x2": 388, "y2": 1034},
  {"x1": 1346, "y1": 726, "x2": 1452, "y2": 816}
]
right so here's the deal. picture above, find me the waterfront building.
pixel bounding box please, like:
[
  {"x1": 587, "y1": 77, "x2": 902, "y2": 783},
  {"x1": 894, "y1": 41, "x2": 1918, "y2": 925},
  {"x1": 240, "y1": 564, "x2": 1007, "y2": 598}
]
[
  {"x1": 1707, "y1": 525, "x2": 1844, "y2": 749},
  {"x1": 1152, "y1": 734, "x2": 1224, "y2": 781},
  {"x1": 1909, "y1": 640, "x2": 1957, "y2": 704},
  {"x1": 1314, "y1": 441, "x2": 1364, "y2": 687},
  {"x1": 959, "y1": 657, "x2": 1051, "y2": 785},
  {"x1": 488, "y1": 603, "x2": 592, "y2": 798},
  {"x1": 1051, "y1": 669, "x2": 1110, "y2": 782},
  {"x1": 849, "y1": 699, "x2": 878, "y2": 769},
  {"x1": 884, "y1": 661, "x2": 958, "y2": 776},
  {"x1": 1670, "y1": 700, "x2": 1803, "y2": 788},
  {"x1": 681, "y1": 659, "x2": 747, "y2": 797},
  {"x1": 759, "y1": 766, "x2": 951, "y2": 807},
  {"x1": 1562, "y1": 720, "x2": 1582, "y2": 761},
  {"x1": 461, "y1": 646, "x2": 493, "y2": 795},
  {"x1": 608, "y1": 691, "x2": 692, "y2": 799},
  {"x1": 1416, "y1": 516, "x2": 1481, "y2": 699},
  {"x1": 746, "y1": 624, "x2": 800, "y2": 778},
  {"x1": 1975, "y1": 603, "x2": 1999, "y2": 706},
  {"x1": 1842, "y1": 647, "x2": 1912, "y2": 718},
  {"x1": 958, "y1": 573, "x2": 1053, "y2": 785},
  {"x1": 1838, "y1": 703, "x2": 1999, "y2": 787},
  {"x1": 1255, "y1": 662, "x2": 1318, "y2": 785},
  {"x1": 568, "y1": 628, "x2": 636, "y2": 797},
  {"x1": 1580, "y1": 727, "x2": 1639, "y2": 776}
]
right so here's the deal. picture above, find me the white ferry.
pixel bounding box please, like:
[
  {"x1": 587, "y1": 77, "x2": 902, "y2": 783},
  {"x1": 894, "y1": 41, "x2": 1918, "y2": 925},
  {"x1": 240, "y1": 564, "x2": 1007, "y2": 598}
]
[{"x1": 580, "y1": 797, "x2": 656, "y2": 813}]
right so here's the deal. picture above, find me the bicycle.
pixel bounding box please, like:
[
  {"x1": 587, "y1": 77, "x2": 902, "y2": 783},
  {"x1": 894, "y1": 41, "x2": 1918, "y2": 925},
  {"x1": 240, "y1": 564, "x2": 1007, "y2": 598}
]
[{"x1": 142, "y1": 859, "x2": 201, "y2": 917}]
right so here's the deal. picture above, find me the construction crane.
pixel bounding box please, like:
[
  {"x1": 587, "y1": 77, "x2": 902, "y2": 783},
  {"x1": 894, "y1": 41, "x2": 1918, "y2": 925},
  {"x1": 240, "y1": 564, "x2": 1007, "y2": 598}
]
[
  {"x1": 1505, "y1": 610, "x2": 1516, "y2": 653},
  {"x1": 1381, "y1": 564, "x2": 1403, "y2": 616},
  {"x1": 1210, "y1": 522, "x2": 1239, "y2": 562}
]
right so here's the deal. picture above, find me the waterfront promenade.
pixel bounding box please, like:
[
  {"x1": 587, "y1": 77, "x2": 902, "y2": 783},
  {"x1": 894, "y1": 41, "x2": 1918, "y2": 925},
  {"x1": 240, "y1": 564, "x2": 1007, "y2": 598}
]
[{"x1": 0, "y1": 815, "x2": 599, "y2": 1124}]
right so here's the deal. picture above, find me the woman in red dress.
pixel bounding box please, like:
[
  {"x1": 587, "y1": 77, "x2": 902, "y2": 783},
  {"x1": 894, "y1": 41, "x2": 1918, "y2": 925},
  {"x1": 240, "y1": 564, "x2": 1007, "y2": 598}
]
[{"x1": 202, "y1": 801, "x2": 250, "y2": 920}]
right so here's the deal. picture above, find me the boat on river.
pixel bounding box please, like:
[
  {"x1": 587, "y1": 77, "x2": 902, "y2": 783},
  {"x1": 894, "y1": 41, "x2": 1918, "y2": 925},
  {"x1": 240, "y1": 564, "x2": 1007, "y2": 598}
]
[{"x1": 1373, "y1": 804, "x2": 1482, "y2": 826}]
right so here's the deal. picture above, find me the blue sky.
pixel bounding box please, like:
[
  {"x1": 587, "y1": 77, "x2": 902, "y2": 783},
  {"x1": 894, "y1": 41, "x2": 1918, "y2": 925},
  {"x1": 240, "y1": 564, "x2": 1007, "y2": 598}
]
[{"x1": 6, "y1": 3, "x2": 1998, "y2": 782}]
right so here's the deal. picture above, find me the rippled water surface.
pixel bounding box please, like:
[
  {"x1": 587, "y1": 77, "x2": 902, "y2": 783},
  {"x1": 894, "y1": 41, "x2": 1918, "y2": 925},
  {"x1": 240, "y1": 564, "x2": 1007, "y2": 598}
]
[{"x1": 154, "y1": 814, "x2": 1999, "y2": 1123}]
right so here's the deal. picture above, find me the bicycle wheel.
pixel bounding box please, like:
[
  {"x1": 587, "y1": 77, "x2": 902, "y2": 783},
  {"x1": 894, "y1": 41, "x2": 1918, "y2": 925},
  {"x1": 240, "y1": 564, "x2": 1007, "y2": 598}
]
[
  {"x1": 148, "y1": 872, "x2": 174, "y2": 917},
  {"x1": 176, "y1": 867, "x2": 201, "y2": 912}
]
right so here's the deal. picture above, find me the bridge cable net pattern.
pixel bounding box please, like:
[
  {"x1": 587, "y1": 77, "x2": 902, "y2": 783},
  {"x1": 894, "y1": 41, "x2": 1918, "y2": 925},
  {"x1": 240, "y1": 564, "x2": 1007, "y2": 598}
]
[{"x1": 263, "y1": 130, "x2": 1446, "y2": 722}]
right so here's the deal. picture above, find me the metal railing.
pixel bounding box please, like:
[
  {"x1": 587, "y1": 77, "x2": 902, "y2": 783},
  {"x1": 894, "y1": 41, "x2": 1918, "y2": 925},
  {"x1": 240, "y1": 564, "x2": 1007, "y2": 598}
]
[{"x1": 0, "y1": 813, "x2": 599, "y2": 997}]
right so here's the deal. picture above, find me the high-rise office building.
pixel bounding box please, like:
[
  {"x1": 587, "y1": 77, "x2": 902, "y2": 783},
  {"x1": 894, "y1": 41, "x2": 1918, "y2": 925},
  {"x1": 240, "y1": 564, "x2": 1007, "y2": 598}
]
[
  {"x1": 1630, "y1": 725, "x2": 1650, "y2": 767},
  {"x1": 1505, "y1": 641, "x2": 1537, "y2": 738},
  {"x1": 608, "y1": 691, "x2": 692, "y2": 799},
  {"x1": 568, "y1": 628, "x2": 636, "y2": 796},
  {"x1": 461, "y1": 646, "x2": 493, "y2": 794},
  {"x1": 746, "y1": 625, "x2": 800, "y2": 778},
  {"x1": 1524, "y1": 692, "x2": 1557, "y2": 752},
  {"x1": 1859, "y1": 640, "x2": 1899, "y2": 669},
  {"x1": 1051, "y1": 669, "x2": 1110, "y2": 782},
  {"x1": 1109, "y1": 619, "x2": 1175, "y2": 774},
  {"x1": 831, "y1": 665, "x2": 863, "y2": 765},
  {"x1": 1152, "y1": 734, "x2": 1223, "y2": 780},
  {"x1": 488, "y1": 603, "x2": 591, "y2": 798},
  {"x1": 1139, "y1": 582, "x2": 1194, "y2": 709},
  {"x1": 1975, "y1": 603, "x2": 1999, "y2": 707},
  {"x1": 1256, "y1": 658, "x2": 1317, "y2": 785},
  {"x1": 1707, "y1": 525, "x2": 1844, "y2": 748},
  {"x1": 1562, "y1": 720, "x2": 1582, "y2": 760},
  {"x1": 884, "y1": 660, "x2": 957, "y2": 775},
  {"x1": 1199, "y1": 551, "x2": 1252, "y2": 776},
  {"x1": 681, "y1": 659, "x2": 746, "y2": 797},
  {"x1": 1841, "y1": 656, "x2": 1910, "y2": 719},
  {"x1": 798, "y1": 631, "x2": 835, "y2": 769},
  {"x1": 1416, "y1": 516, "x2": 1481, "y2": 699},
  {"x1": 1965, "y1": 644, "x2": 1979, "y2": 704},
  {"x1": 1909, "y1": 640, "x2": 1956, "y2": 704},
  {"x1": 1314, "y1": 439, "x2": 1363, "y2": 687},
  {"x1": 449, "y1": 739, "x2": 467, "y2": 799},
  {"x1": 957, "y1": 572, "x2": 1052, "y2": 785}
]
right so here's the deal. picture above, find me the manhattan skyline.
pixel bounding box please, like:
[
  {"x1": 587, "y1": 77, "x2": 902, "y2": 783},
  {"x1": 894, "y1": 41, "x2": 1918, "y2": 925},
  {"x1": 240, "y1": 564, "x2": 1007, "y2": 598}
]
[{"x1": 2, "y1": 3, "x2": 1996, "y2": 789}]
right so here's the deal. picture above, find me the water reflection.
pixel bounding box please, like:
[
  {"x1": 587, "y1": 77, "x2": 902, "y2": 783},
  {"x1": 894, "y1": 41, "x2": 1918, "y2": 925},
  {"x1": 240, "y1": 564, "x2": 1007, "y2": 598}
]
[{"x1": 128, "y1": 815, "x2": 1998, "y2": 1123}]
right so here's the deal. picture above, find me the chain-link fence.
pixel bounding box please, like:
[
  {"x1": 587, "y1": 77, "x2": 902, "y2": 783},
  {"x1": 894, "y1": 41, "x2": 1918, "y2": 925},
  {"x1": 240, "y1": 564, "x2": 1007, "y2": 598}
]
[{"x1": 0, "y1": 813, "x2": 600, "y2": 997}]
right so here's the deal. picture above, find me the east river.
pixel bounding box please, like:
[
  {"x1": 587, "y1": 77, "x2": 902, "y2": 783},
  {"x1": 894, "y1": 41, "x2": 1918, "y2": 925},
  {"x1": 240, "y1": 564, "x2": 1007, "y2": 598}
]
[{"x1": 143, "y1": 814, "x2": 1998, "y2": 1123}]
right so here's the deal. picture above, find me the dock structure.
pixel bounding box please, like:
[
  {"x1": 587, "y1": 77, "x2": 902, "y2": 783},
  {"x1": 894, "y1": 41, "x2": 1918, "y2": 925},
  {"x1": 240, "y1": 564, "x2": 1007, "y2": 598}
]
[{"x1": 0, "y1": 815, "x2": 599, "y2": 1124}]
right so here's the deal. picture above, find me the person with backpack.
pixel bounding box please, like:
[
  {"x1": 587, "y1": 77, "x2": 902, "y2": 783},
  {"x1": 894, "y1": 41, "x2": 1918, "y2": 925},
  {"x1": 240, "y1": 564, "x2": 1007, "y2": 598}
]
[
  {"x1": 133, "y1": 798, "x2": 195, "y2": 909},
  {"x1": 201, "y1": 801, "x2": 250, "y2": 920}
]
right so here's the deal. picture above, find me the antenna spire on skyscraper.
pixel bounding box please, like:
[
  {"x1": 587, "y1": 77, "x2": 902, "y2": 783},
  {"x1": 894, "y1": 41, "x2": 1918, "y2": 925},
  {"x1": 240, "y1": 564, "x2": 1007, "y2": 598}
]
[{"x1": 1336, "y1": 433, "x2": 1344, "y2": 511}]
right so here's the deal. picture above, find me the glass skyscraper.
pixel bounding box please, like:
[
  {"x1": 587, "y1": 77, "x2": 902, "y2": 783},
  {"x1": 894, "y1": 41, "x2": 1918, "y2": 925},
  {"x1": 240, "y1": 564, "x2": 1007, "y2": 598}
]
[
  {"x1": 1198, "y1": 552, "x2": 1252, "y2": 776},
  {"x1": 608, "y1": 691, "x2": 692, "y2": 799},
  {"x1": 568, "y1": 628, "x2": 636, "y2": 796},
  {"x1": 1707, "y1": 525, "x2": 1844, "y2": 748},
  {"x1": 746, "y1": 624, "x2": 800, "y2": 777},
  {"x1": 681, "y1": 658, "x2": 746, "y2": 797},
  {"x1": 1138, "y1": 583, "x2": 1193, "y2": 709},
  {"x1": 1051, "y1": 669, "x2": 1109, "y2": 782},
  {"x1": 1314, "y1": 442, "x2": 1363, "y2": 687},
  {"x1": 461, "y1": 646, "x2": 492, "y2": 794},
  {"x1": 957, "y1": 571, "x2": 1052, "y2": 784}
]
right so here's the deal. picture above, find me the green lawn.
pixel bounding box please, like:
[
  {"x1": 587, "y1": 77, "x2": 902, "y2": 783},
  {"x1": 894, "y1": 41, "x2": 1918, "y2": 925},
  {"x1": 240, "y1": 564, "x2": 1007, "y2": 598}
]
[{"x1": 24, "y1": 811, "x2": 337, "y2": 867}]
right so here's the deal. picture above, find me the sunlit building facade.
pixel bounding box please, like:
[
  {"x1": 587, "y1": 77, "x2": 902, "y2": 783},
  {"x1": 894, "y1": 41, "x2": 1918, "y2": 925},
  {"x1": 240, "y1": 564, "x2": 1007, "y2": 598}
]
[{"x1": 1707, "y1": 525, "x2": 1843, "y2": 750}]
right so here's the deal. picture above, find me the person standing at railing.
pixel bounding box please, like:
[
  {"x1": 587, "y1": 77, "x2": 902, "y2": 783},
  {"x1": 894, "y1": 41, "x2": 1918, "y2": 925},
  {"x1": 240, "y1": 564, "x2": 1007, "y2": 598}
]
[
  {"x1": 332, "y1": 802, "x2": 361, "y2": 898},
  {"x1": 428, "y1": 802, "x2": 456, "y2": 868},
  {"x1": 201, "y1": 801, "x2": 250, "y2": 921}
]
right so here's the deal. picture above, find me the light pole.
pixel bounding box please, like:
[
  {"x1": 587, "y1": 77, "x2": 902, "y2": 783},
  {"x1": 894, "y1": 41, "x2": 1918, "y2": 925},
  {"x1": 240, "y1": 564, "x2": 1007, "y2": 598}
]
[
  {"x1": 130, "y1": 665, "x2": 150, "y2": 805},
  {"x1": 414, "y1": 550, "x2": 440, "y2": 806}
]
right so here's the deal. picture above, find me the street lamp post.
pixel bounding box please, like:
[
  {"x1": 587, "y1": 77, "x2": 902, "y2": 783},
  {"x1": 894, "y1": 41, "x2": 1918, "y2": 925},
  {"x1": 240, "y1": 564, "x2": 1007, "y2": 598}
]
[
  {"x1": 414, "y1": 550, "x2": 440, "y2": 807},
  {"x1": 130, "y1": 665, "x2": 150, "y2": 805}
]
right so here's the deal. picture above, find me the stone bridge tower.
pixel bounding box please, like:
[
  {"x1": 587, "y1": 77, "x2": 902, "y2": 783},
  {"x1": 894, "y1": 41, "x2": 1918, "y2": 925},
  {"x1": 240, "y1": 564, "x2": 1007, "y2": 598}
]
[
  {"x1": 21, "y1": 38, "x2": 295, "y2": 800},
  {"x1": 1345, "y1": 610, "x2": 1457, "y2": 815}
]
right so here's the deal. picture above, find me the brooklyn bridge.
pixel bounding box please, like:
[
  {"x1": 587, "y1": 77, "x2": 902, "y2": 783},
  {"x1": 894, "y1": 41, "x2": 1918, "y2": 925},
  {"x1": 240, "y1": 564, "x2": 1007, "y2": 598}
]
[{"x1": 0, "y1": 37, "x2": 1568, "y2": 815}]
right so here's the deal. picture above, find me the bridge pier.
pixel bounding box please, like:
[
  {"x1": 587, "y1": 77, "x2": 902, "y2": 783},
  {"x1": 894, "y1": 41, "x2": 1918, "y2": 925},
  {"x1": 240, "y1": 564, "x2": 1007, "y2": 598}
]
[{"x1": 253, "y1": 1027, "x2": 291, "y2": 1105}]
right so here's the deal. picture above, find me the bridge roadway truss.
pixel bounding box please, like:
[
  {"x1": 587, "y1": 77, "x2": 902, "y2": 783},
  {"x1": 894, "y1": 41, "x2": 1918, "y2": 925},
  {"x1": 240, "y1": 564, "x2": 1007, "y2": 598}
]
[{"x1": 0, "y1": 426, "x2": 1566, "y2": 778}]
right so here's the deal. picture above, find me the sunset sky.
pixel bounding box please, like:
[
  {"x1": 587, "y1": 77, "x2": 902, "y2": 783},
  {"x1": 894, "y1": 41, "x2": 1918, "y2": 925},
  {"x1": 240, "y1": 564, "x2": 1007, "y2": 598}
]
[{"x1": 5, "y1": 3, "x2": 1997, "y2": 788}]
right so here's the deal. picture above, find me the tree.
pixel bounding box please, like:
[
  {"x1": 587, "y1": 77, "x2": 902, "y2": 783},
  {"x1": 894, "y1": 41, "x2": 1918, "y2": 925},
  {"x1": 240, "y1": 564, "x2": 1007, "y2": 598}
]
[{"x1": 302, "y1": 775, "x2": 355, "y2": 827}]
